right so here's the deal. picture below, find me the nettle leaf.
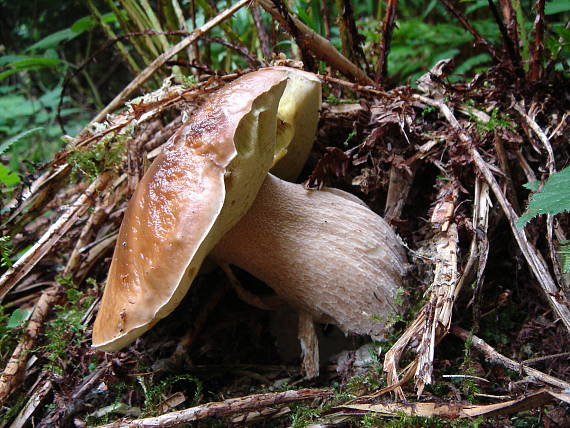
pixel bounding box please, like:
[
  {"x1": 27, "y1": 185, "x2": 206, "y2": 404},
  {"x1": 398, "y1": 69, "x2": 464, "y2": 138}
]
[
  {"x1": 517, "y1": 166, "x2": 570, "y2": 229},
  {"x1": 523, "y1": 180, "x2": 540, "y2": 191}
]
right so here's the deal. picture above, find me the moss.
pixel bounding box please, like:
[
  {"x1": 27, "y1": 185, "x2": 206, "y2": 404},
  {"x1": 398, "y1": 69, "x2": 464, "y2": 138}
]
[
  {"x1": 289, "y1": 402, "x2": 322, "y2": 428},
  {"x1": 67, "y1": 129, "x2": 127, "y2": 181},
  {"x1": 458, "y1": 332, "x2": 481, "y2": 403},
  {"x1": 177, "y1": 74, "x2": 199, "y2": 88},
  {"x1": 362, "y1": 412, "x2": 485, "y2": 428},
  {"x1": 325, "y1": 94, "x2": 358, "y2": 105},
  {"x1": 39, "y1": 275, "x2": 93, "y2": 375},
  {"x1": 394, "y1": 287, "x2": 406, "y2": 306},
  {"x1": 473, "y1": 107, "x2": 514, "y2": 134},
  {"x1": 0, "y1": 393, "x2": 26, "y2": 425},
  {"x1": 0, "y1": 307, "x2": 14, "y2": 359},
  {"x1": 376, "y1": 414, "x2": 484, "y2": 428},
  {"x1": 142, "y1": 374, "x2": 203, "y2": 416},
  {"x1": 84, "y1": 383, "x2": 130, "y2": 426}
]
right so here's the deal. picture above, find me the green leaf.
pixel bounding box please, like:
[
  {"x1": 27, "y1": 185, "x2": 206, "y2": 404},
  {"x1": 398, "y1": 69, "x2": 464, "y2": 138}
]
[
  {"x1": 7, "y1": 308, "x2": 32, "y2": 329},
  {"x1": 465, "y1": 0, "x2": 488, "y2": 15},
  {"x1": 0, "y1": 57, "x2": 62, "y2": 81},
  {"x1": 0, "y1": 236, "x2": 12, "y2": 267},
  {"x1": 0, "y1": 95, "x2": 38, "y2": 118},
  {"x1": 296, "y1": 8, "x2": 315, "y2": 31},
  {"x1": 71, "y1": 16, "x2": 96, "y2": 34},
  {"x1": 523, "y1": 180, "x2": 540, "y2": 191},
  {"x1": 0, "y1": 55, "x2": 28, "y2": 66},
  {"x1": 517, "y1": 166, "x2": 570, "y2": 228},
  {"x1": 0, "y1": 69, "x2": 22, "y2": 81},
  {"x1": 0, "y1": 127, "x2": 44, "y2": 155},
  {"x1": 0, "y1": 164, "x2": 20, "y2": 187},
  {"x1": 455, "y1": 53, "x2": 491, "y2": 75},
  {"x1": 545, "y1": 0, "x2": 570, "y2": 15},
  {"x1": 10, "y1": 57, "x2": 61, "y2": 68},
  {"x1": 25, "y1": 29, "x2": 76, "y2": 52}
]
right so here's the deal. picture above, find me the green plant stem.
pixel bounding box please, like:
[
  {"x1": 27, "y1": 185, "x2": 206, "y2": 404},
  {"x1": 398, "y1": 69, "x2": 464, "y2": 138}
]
[
  {"x1": 118, "y1": 0, "x2": 161, "y2": 58},
  {"x1": 196, "y1": 0, "x2": 242, "y2": 45},
  {"x1": 81, "y1": 70, "x2": 103, "y2": 111},
  {"x1": 105, "y1": 0, "x2": 157, "y2": 75},
  {"x1": 139, "y1": 0, "x2": 171, "y2": 52},
  {"x1": 511, "y1": 0, "x2": 529, "y2": 61},
  {"x1": 169, "y1": 0, "x2": 193, "y2": 62},
  {"x1": 91, "y1": 0, "x2": 251, "y2": 124},
  {"x1": 86, "y1": 0, "x2": 141, "y2": 76}
]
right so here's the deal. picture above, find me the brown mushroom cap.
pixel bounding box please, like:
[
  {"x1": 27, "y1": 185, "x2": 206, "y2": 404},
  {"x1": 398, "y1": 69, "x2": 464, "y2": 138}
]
[
  {"x1": 213, "y1": 174, "x2": 407, "y2": 339},
  {"x1": 93, "y1": 68, "x2": 300, "y2": 351}
]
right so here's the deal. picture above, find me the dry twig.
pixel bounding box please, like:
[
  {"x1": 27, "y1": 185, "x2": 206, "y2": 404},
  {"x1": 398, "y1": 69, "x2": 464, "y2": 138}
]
[
  {"x1": 384, "y1": 183, "x2": 460, "y2": 398},
  {"x1": 487, "y1": 0, "x2": 521, "y2": 68},
  {"x1": 258, "y1": 0, "x2": 374, "y2": 85},
  {"x1": 250, "y1": 3, "x2": 272, "y2": 62},
  {"x1": 337, "y1": 0, "x2": 369, "y2": 74},
  {"x1": 439, "y1": 0, "x2": 500, "y2": 63},
  {"x1": 98, "y1": 388, "x2": 332, "y2": 427},
  {"x1": 530, "y1": 0, "x2": 546, "y2": 81},
  {"x1": 470, "y1": 180, "x2": 492, "y2": 329},
  {"x1": 384, "y1": 165, "x2": 415, "y2": 223},
  {"x1": 451, "y1": 326, "x2": 570, "y2": 390},
  {"x1": 497, "y1": 0, "x2": 521, "y2": 60},
  {"x1": 374, "y1": 0, "x2": 398, "y2": 85},
  {"x1": 91, "y1": 0, "x2": 250, "y2": 124},
  {"x1": 7, "y1": 376, "x2": 53, "y2": 428},
  {"x1": 329, "y1": 388, "x2": 563, "y2": 419},
  {"x1": 514, "y1": 102, "x2": 568, "y2": 294},
  {"x1": 0, "y1": 173, "x2": 112, "y2": 300},
  {"x1": 316, "y1": 74, "x2": 390, "y2": 97},
  {"x1": 0, "y1": 287, "x2": 59, "y2": 406}
]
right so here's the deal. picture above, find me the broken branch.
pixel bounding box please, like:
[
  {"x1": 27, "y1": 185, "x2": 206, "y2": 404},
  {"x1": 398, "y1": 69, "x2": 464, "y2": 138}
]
[
  {"x1": 451, "y1": 325, "x2": 570, "y2": 390},
  {"x1": 98, "y1": 388, "x2": 332, "y2": 427},
  {"x1": 258, "y1": 0, "x2": 374, "y2": 85}
]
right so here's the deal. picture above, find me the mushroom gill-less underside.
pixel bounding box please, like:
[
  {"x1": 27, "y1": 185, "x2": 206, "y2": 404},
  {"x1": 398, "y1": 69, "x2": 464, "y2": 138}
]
[{"x1": 212, "y1": 173, "x2": 408, "y2": 339}]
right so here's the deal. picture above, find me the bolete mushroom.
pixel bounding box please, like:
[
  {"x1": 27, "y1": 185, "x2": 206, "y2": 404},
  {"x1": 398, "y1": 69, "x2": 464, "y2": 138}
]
[
  {"x1": 92, "y1": 67, "x2": 321, "y2": 351},
  {"x1": 93, "y1": 66, "x2": 407, "y2": 377}
]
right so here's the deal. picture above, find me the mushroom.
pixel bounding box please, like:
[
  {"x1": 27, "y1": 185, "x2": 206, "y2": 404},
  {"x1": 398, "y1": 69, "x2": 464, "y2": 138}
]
[
  {"x1": 212, "y1": 174, "x2": 407, "y2": 376},
  {"x1": 93, "y1": 66, "x2": 407, "y2": 376},
  {"x1": 92, "y1": 67, "x2": 321, "y2": 351}
]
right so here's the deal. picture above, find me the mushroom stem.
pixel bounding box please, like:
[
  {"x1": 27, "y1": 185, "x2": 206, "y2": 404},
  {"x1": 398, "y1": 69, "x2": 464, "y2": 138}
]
[
  {"x1": 213, "y1": 174, "x2": 407, "y2": 341},
  {"x1": 298, "y1": 310, "x2": 319, "y2": 378}
]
